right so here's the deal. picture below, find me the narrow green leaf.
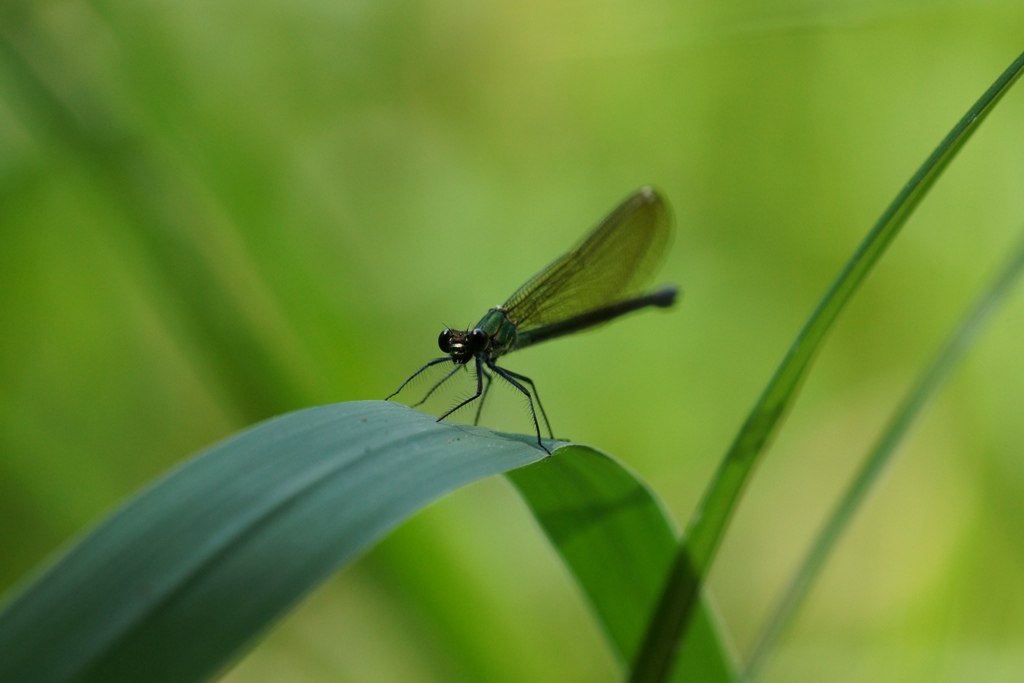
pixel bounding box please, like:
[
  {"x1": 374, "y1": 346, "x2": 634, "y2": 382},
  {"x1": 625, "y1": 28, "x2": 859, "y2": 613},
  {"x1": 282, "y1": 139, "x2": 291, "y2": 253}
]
[
  {"x1": 631, "y1": 50, "x2": 1024, "y2": 683},
  {"x1": 744, "y1": 233, "x2": 1024, "y2": 681},
  {"x1": 508, "y1": 446, "x2": 736, "y2": 682},
  {"x1": 0, "y1": 401, "x2": 546, "y2": 683}
]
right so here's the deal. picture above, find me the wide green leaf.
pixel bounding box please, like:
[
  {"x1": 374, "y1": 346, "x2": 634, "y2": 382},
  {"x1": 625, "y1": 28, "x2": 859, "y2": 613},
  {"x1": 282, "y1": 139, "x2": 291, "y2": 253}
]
[
  {"x1": 509, "y1": 446, "x2": 736, "y2": 682},
  {"x1": 0, "y1": 401, "x2": 546, "y2": 683}
]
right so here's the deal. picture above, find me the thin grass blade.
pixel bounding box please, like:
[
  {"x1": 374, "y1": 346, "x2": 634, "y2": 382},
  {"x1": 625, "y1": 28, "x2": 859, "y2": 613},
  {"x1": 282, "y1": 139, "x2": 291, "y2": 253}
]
[
  {"x1": 743, "y1": 232, "x2": 1024, "y2": 681},
  {"x1": 630, "y1": 50, "x2": 1024, "y2": 683}
]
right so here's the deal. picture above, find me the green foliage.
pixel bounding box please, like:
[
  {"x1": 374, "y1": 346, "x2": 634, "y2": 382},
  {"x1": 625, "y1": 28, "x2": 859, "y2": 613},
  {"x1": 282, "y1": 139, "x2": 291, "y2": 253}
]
[
  {"x1": 0, "y1": 405, "x2": 737, "y2": 682},
  {"x1": 743, "y1": 231, "x2": 1024, "y2": 681},
  {"x1": 0, "y1": 403, "x2": 546, "y2": 683},
  {"x1": 629, "y1": 49, "x2": 1024, "y2": 683},
  {"x1": 3, "y1": 3, "x2": 1024, "y2": 683},
  {"x1": 509, "y1": 446, "x2": 733, "y2": 681}
]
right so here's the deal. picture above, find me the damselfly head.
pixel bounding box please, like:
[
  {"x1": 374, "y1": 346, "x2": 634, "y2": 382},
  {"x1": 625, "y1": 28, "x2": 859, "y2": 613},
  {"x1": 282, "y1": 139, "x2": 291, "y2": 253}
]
[{"x1": 438, "y1": 328, "x2": 488, "y2": 363}]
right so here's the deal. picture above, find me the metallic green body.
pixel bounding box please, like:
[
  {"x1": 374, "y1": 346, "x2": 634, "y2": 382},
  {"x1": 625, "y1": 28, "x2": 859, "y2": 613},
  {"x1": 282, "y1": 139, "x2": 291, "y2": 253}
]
[{"x1": 475, "y1": 307, "x2": 519, "y2": 359}]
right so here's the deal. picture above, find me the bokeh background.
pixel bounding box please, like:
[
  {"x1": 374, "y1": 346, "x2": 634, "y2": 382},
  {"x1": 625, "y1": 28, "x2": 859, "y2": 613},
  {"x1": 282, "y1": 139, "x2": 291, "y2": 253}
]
[{"x1": 3, "y1": 2, "x2": 1024, "y2": 681}]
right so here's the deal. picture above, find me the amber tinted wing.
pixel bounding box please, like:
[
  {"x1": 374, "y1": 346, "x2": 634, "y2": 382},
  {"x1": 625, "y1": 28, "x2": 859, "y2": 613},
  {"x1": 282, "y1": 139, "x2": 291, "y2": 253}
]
[{"x1": 502, "y1": 187, "x2": 672, "y2": 331}]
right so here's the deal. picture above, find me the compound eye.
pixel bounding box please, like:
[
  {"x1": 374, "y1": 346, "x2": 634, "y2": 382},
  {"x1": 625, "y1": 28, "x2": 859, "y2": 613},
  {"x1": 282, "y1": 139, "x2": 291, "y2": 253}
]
[
  {"x1": 438, "y1": 328, "x2": 453, "y2": 353},
  {"x1": 469, "y1": 328, "x2": 488, "y2": 350}
]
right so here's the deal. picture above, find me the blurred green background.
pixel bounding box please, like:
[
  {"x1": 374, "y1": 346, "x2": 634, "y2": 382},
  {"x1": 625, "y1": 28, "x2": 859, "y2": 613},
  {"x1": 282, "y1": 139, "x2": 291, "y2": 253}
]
[{"x1": 2, "y1": 1, "x2": 1024, "y2": 681}]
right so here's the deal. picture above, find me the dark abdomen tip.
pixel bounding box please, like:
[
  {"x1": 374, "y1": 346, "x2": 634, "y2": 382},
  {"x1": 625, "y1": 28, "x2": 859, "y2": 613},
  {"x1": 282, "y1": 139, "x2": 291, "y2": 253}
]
[{"x1": 651, "y1": 285, "x2": 680, "y2": 308}]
